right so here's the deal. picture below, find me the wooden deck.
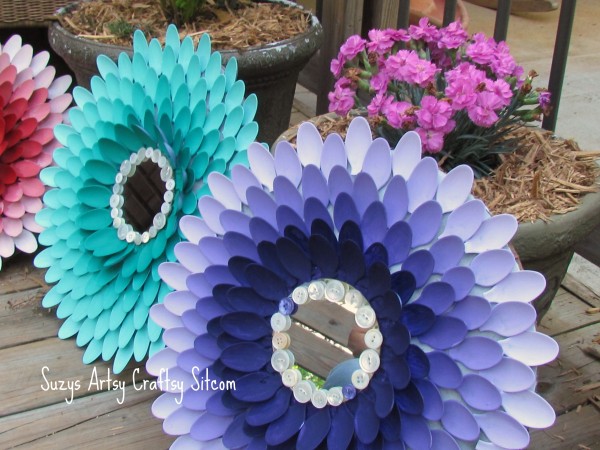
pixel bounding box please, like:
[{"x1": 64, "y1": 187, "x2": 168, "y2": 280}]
[{"x1": 0, "y1": 252, "x2": 599, "y2": 449}]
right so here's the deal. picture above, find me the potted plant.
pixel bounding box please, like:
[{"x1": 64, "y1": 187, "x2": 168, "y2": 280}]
[
  {"x1": 48, "y1": 0, "x2": 323, "y2": 144},
  {"x1": 281, "y1": 19, "x2": 600, "y2": 318}
]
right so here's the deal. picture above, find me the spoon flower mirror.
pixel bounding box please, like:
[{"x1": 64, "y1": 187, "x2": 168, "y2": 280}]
[
  {"x1": 148, "y1": 117, "x2": 558, "y2": 449},
  {"x1": 0, "y1": 35, "x2": 71, "y2": 269},
  {"x1": 34, "y1": 25, "x2": 258, "y2": 373}
]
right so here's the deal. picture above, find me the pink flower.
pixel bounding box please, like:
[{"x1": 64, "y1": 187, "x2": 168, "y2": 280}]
[
  {"x1": 538, "y1": 90, "x2": 551, "y2": 113},
  {"x1": 409, "y1": 18, "x2": 439, "y2": 43},
  {"x1": 416, "y1": 127, "x2": 445, "y2": 153},
  {"x1": 437, "y1": 21, "x2": 468, "y2": 49},
  {"x1": 405, "y1": 58, "x2": 439, "y2": 87},
  {"x1": 446, "y1": 62, "x2": 486, "y2": 85},
  {"x1": 367, "y1": 29, "x2": 397, "y2": 54},
  {"x1": 382, "y1": 100, "x2": 415, "y2": 128},
  {"x1": 485, "y1": 79, "x2": 513, "y2": 107},
  {"x1": 339, "y1": 35, "x2": 367, "y2": 60},
  {"x1": 491, "y1": 42, "x2": 517, "y2": 78},
  {"x1": 468, "y1": 91, "x2": 501, "y2": 127},
  {"x1": 330, "y1": 57, "x2": 343, "y2": 78},
  {"x1": 385, "y1": 50, "x2": 420, "y2": 82},
  {"x1": 367, "y1": 92, "x2": 394, "y2": 117},
  {"x1": 466, "y1": 33, "x2": 497, "y2": 66},
  {"x1": 328, "y1": 81, "x2": 356, "y2": 115},
  {"x1": 445, "y1": 77, "x2": 478, "y2": 111},
  {"x1": 415, "y1": 95, "x2": 455, "y2": 132},
  {"x1": 369, "y1": 71, "x2": 390, "y2": 93}
]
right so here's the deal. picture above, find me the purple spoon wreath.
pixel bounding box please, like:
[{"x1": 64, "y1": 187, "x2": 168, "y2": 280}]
[{"x1": 148, "y1": 116, "x2": 558, "y2": 449}]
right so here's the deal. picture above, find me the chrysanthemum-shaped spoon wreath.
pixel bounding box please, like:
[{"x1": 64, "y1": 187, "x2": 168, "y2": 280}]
[
  {"x1": 34, "y1": 25, "x2": 258, "y2": 373},
  {"x1": 0, "y1": 35, "x2": 71, "y2": 269},
  {"x1": 149, "y1": 117, "x2": 559, "y2": 449}
]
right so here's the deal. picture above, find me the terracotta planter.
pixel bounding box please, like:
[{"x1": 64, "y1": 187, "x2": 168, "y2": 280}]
[
  {"x1": 276, "y1": 113, "x2": 600, "y2": 319},
  {"x1": 48, "y1": 0, "x2": 323, "y2": 145}
]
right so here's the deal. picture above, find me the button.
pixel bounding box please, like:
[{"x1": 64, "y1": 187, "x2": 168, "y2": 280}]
[
  {"x1": 158, "y1": 155, "x2": 168, "y2": 168},
  {"x1": 308, "y1": 280, "x2": 326, "y2": 300},
  {"x1": 161, "y1": 202, "x2": 172, "y2": 215},
  {"x1": 311, "y1": 389, "x2": 328, "y2": 409},
  {"x1": 141, "y1": 232, "x2": 150, "y2": 243},
  {"x1": 272, "y1": 332, "x2": 291, "y2": 350},
  {"x1": 112, "y1": 217, "x2": 123, "y2": 228},
  {"x1": 345, "y1": 289, "x2": 364, "y2": 308},
  {"x1": 126, "y1": 231, "x2": 136, "y2": 243},
  {"x1": 281, "y1": 368, "x2": 301, "y2": 387},
  {"x1": 359, "y1": 349, "x2": 380, "y2": 373},
  {"x1": 110, "y1": 194, "x2": 123, "y2": 209},
  {"x1": 120, "y1": 160, "x2": 132, "y2": 175},
  {"x1": 271, "y1": 349, "x2": 294, "y2": 373},
  {"x1": 153, "y1": 213, "x2": 166, "y2": 229},
  {"x1": 342, "y1": 385, "x2": 356, "y2": 400},
  {"x1": 355, "y1": 305, "x2": 376, "y2": 328},
  {"x1": 161, "y1": 166, "x2": 173, "y2": 182},
  {"x1": 130, "y1": 153, "x2": 139, "y2": 164},
  {"x1": 112, "y1": 184, "x2": 123, "y2": 194},
  {"x1": 166, "y1": 179, "x2": 176, "y2": 191},
  {"x1": 270, "y1": 313, "x2": 292, "y2": 332},
  {"x1": 351, "y1": 369, "x2": 370, "y2": 390},
  {"x1": 164, "y1": 191, "x2": 174, "y2": 203},
  {"x1": 117, "y1": 224, "x2": 128, "y2": 240},
  {"x1": 151, "y1": 149, "x2": 161, "y2": 162},
  {"x1": 278, "y1": 297, "x2": 296, "y2": 315},
  {"x1": 327, "y1": 386, "x2": 344, "y2": 406},
  {"x1": 325, "y1": 280, "x2": 345, "y2": 302},
  {"x1": 149, "y1": 226, "x2": 158, "y2": 238},
  {"x1": 364, "y1": 329, "x2": 383, "y2": 349},
  {"x1": 134, "y1": 233, "x2": 142, "y2": 245},
  {"x1": 115, "y1": 173, "x2": 124, "y2": 184},
  {"x1": 145, "y1": 148, "x2": 154, "y2": 158},
  {"x1": 292, "y1": 286, "x2": 309, "y2": 305},
  {"x1": 293, "y1": 380, "x2": 314, "y2": 404}
]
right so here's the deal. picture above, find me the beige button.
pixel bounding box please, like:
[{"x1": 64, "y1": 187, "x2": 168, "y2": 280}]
[
  {"x1": 351, "y1": 369, "x2": 370, "y2": 390},
  {"x1": 345, "y1": 289, "x2": 364, "y2": 308},
  {"x1": 308, "y1": 281, "x2": 326, "y2": 300},
  {"x1": 355, "y1": 305, "x2": 376, "y2": 328},
  {"x1": 272, "y1": 332, "x2": 291, "y2": 350},
  {"x1": 359, "y1": 349, "x2": 381, "y2": 373},
  {"x1": 364, "y1": 328, "x2": 383, "y2": 349},
  {"x1": 327, "y1": 386, "x2": 344, "y2": 406},
  {"x1": 270, "y1": 313, "x2": 292, "y2": 332},
  {"x1": 325, "y1": 280, "x2": 345, "y2": 302},
  {"x1": 281, "y1": 368, "x2": 301, "y2": 387},
  {"x1": 293, "y1": 380, "x2": 314, "y2": 403},
  {"x1": 292, "y1": 286, "x2": 309, "y2": 305},
  {"x1": 311, "y1": 389, "x2": 329, "y2": 409}
]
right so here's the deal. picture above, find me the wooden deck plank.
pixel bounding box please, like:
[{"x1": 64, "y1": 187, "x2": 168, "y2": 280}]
[
  {"x1": 0, "y1": 385, "x2": 165, "y2": 448},
  {"x1": 0, "y1": 254, "x2": 47, "y2": 295},
  {"x1": 529, "y1": 404, "x2": 600, "y2": 449},
  {"x1": 539, "y1": 287, "x2": 600, "y2": 337},
  {"x1": 536, "y1": 323, "x2": 600, "y2": 414},
  {"x1": 0, "y1": 336, "x2": 146, "y2": 417},
  {"x1": 562, "y1": 272, "x2": 600, "y2": 308},
  {"x1": 6, "y1": 385, "x2": 174, "y2": 449}
]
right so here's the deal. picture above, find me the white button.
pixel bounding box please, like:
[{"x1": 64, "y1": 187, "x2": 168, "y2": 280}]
[
  {"x1": 158, "y1": 155, "x2": 168, "y2": 168},
  {"x1": 281, "y1": 368, "x2": 301, "y2": 387},
  {"x1": 126, "y1": 231, "x2": 136, "y2": 243},
  {"x1": 355, "y1": 305, "x2": 376, "y2": 328},
  {"x1": 271, "y1": 349, "x2": 293, "y2": 373},
  {"x1": 149, "y1": 226, "x2": 158, "y2": 238},
  {"x1": 272, "y1": 332, "x2": 290, "y2": 350},
  {"x1": 308, "y1": 281, "x2": 326, "y2": 300},
  {"x1": 270, "y1": 313, "x2": 292, "y2": 332},
  {"x1": 164, "y1": 191, "x2": 174, "y2": 203},
  {"x1": 166, "y1": 179, "x2": 176, "y2": 191},
  {"x1": 345, "y1": 289, "x2": 364, "y2": 308},
  {"x1": 112, "y1": 184, "x2": 123, "y2": 194},
  {"x1": 364, "y1": 328, "x2": 383, "y2": 349},
  {"x1": 325, "y1": 280, "x2": 345, "y2": 302},
  {"x1": 141, "y1": 232, "x2": 150, "y2": 243},
  {"x1": 359, "y1": 349, "x2": 380, "y2": 373},
  {"x1": 293, "y1": 380, "x2": 314, "y2": 404},
  {"x1": 311, "y1": 389, "x2": 328, "y2": 409},
  {"x1": 134, "y1": 233, "x2": 142, "y2": 245},
  {"x1": 145, "y1": 148, "x2": 154, "y2": 158},
  {"x1": 109, "y1": 194, "x2": 123, "y2": 209},
  {"x1": 120, "y1": 160, "x2": 132, "y2": 175},
  {"x1": 161, "y1": 202, "x2": 172, "y2": 215},
  {"x1": 115, "y1": 173, "x2": 124, "y2": 184},
  {"x1": 327, "y1": 386, "x2": 344, "y2": 406},
  {"x1": 291, "y1": 286, "x2": 309, "y2": 305},
  {"x1": 151, "y1": 149, "x2": 161, "y2": 162},
  {"x1": 130, "y1": 153, "x2": 138, "y2": 164},
  {"x1": 153, "y1": 213, "x2": 166, "y2": 229},
  {"x1": 161, "y1": 166, "x2": 173, "y2": 182},
  {"x1": 112, "y1": 217, "x2": 122, "y2": 228},
  {"x1": 117, "y1": 224, "x2": 128, "y2": 240},
  {"x1": 351, "y1": 369, "x2": 370, "y2": 390}
]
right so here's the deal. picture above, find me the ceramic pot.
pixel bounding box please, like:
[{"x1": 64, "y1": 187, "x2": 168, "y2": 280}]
[{"x1": 48, "y1": 0, "x2": 323, "y2": 145}]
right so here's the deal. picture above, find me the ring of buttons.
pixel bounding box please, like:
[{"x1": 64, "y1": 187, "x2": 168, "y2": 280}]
[
  {"x1": 270, "y1": 278, "x2": 382, "y2": 408},
  {"x1": 110, "y1": 147, "x2": 175, "y2": 245}
]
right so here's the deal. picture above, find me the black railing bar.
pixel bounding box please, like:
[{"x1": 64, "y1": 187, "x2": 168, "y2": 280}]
[
  {"x1": 397, "y1": 0, "x2": 411, "y2": 30},
  {"x1": 542, "y1": 0, "x2": 577, "y2": 131},
  {"x1": 443, "y1": 0, "x2": 458, "y2": 26},
  {"x1": 494, "y1": 0, "x2": 513, "y2": 42}
]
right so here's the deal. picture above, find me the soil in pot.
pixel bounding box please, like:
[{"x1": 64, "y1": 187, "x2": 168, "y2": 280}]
[
  {"x1": 277, "y1": 113, "x2": 600, "y2": 319},
  {"x1": 50, "y1": 0, "x2": 322, "y2": 145}
]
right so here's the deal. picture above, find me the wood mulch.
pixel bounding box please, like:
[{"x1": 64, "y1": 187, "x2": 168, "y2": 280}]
[
  {"x1": 279, "y1": 113, "x2": 599, "y2": 224},
  {"x1": 56, "y1": 0, "x2": 310, "y2": 50}
]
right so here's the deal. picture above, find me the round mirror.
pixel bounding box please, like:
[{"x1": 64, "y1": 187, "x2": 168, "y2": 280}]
[
  {"x1": 110, "y1": 148, "x2": 175, "y2": 245},
  {"x1": 270, "y1": 279, "x2": 382, "y2": 408}
]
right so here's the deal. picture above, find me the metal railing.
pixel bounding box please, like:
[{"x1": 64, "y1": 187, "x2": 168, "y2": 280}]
[{"x1": 396, "y1": 0, "x2": 577, "y2": 132}]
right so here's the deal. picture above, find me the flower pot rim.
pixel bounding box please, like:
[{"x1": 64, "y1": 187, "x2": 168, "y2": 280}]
[{"x1": 50, "y1": 0, "x2": 322, "y2": 60}]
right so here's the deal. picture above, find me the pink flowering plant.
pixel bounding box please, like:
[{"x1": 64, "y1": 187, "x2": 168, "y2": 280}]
[{"x1": 328, "y1": 19, "x2": 552, "y2": 177}]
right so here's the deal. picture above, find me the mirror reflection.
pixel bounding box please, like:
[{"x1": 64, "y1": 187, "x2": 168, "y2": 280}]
[{"x1": 270, "y1": 279, "x2": 382, "y2": 407}]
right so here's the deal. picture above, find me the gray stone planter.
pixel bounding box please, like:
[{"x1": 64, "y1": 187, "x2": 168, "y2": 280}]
[
  {"x1": 277, "y1": 114, "x2": 600, "y2": 319},
  {"x1": 512, "y1": 177, "x2": 600, "y2": 318},
  {"x1": 48, "y1": 0, "x2": 322, "y2": 145}
]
